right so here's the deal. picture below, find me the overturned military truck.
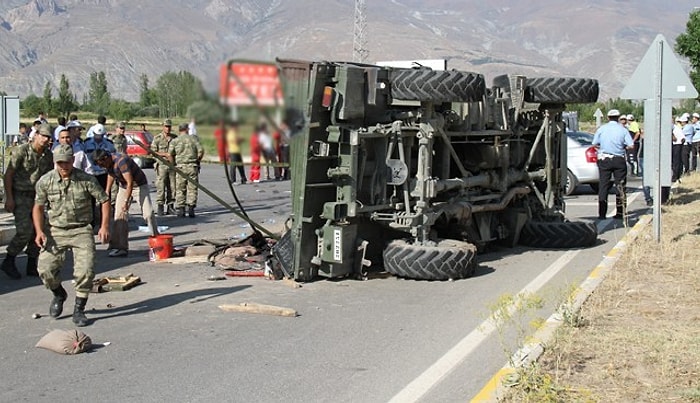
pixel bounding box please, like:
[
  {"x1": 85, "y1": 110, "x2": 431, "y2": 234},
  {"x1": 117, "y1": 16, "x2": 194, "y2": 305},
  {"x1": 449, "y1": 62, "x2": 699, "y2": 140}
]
[{"x1": 273, "y1": 60, "x2": 599, "y2": 282}]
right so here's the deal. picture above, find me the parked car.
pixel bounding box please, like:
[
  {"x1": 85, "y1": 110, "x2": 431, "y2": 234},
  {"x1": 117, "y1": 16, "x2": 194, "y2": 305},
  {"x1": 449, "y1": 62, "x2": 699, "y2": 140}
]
[
  {"x1": 566, "y1": 130, "x2": 599, "y2": 195},
  {"x1": 125, "y1": 130, "x2": 154, "y2": 168}
]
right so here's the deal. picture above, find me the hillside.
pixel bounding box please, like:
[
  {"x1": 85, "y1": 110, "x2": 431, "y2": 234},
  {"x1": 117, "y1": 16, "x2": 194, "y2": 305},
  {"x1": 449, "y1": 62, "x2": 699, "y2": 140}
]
[{"x1": 0, "y1": 0, "x2": 696, "y2": 102}]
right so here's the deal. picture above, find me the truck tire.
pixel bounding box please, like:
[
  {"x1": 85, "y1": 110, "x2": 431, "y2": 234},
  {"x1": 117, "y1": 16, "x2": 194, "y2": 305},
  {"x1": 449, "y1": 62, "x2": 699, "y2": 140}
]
[
  {"x1": 524, "y1": 77, "x2": 599, "y2": 104},
  {"x1": 519, "y1": 220, "x2": 597, "y2": 248},
  {"x1": 390, "y1": 69, "x2": 486, "y2": 103},
  {"x1": 383, "y1": 238, "x2": 477, "y2": 280}
]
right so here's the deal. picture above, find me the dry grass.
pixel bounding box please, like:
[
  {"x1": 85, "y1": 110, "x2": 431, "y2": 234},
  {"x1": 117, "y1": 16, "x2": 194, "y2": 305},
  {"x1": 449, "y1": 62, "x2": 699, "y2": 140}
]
[{"x1": 505, "y1": 174, "x2": 700, "y2": 402}]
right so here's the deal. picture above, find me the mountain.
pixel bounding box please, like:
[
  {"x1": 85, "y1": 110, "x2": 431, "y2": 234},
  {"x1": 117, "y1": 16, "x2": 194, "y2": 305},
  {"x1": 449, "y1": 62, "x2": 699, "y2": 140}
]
[{"x1": 0, "y1": 0, "x2": 696, "y2": 102}]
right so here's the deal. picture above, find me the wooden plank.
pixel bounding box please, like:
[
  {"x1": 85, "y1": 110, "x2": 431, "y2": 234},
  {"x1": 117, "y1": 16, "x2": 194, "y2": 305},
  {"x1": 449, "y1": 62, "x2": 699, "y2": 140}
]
[{"x1": 218, "y1": 303, "x2": 298, "y2": 317}]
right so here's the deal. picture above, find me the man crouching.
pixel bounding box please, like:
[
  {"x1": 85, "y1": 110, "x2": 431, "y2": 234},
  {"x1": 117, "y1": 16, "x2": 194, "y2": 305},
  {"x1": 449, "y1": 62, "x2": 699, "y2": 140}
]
[{"x1": 32, "y1": 144, "x2": 110, "y2": 327}]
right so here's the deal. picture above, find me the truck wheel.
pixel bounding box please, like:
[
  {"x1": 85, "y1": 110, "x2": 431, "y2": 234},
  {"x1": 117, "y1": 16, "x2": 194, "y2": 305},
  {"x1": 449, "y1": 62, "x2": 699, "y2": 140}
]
[
  {"x1": 519, "y1": 220, "x2": 597, "y2": 248},
  {"x1": 524, "y1": 77, "x2": 599, "y2": 104},
  {"x1": 383, "y1": 239, "x2": 477, "y2": 280},
  {"x1": 390, "y1": 69, "x2": 486, "y2": 103}
]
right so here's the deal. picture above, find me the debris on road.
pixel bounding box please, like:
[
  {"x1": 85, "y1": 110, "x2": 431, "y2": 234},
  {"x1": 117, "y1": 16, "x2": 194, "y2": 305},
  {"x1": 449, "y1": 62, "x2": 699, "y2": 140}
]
[
  {"x1": 32, "y1": 313, "x2": 41, "y2": 319},
  {"x1": 91, "y1": 274, "x2": 141, "y2": 292},
  {"x1": 218, "y1": 302, "x2": 298, "y2": 317}
]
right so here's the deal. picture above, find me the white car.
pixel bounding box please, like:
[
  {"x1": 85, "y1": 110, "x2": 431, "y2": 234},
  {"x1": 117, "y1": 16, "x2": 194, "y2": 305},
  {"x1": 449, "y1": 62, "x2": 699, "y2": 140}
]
[{"x1": 565, "y1": 131, "x2": 599, "y2": 196}]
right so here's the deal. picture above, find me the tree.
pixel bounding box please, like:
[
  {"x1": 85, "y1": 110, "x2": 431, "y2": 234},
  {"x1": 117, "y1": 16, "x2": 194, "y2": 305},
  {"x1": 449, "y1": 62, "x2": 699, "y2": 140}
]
[
  {"x1": 108, "y1": 99, "x2": 136, "y2": 122},
  {"x1": 88, "y1": 71, "x2": 111, "y2": 115},
  {"x1": 21, "y1": 94, "x2": 44, "y2": 117},
  {"x1": 56, "y1": 74, "x2": 76, "y2": 118},
  {"x1": 42, "y1": 81, "x2": 53, "y2": 116},
  {"x1": 675, "y1": 10, "x2": 700, "y2": 99},
  {"x1": 154, "y1": 70, "x2": 206, "y2": 118},
  {"x1": 139, "y1": 73, "x2": 156, "y2": 108}
]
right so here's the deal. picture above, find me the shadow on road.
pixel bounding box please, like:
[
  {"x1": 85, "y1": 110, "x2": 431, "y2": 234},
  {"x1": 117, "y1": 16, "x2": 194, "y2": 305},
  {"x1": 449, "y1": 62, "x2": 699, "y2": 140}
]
[{"x1": 89, "y1": 285, "x2": 251, "y2": 322}]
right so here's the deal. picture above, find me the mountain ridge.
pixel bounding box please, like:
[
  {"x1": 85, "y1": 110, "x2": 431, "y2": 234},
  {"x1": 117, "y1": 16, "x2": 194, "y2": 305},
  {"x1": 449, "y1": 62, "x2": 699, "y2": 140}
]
[{"x1": 0, "y1": 0, "x2": 695, "y2": 102}]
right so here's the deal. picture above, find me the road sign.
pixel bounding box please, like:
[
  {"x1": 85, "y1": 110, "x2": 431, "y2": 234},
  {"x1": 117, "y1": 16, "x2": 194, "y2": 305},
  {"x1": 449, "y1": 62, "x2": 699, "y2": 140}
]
[
  {"x1": 593, "y1": 108, "x2": 603, "y2": 128},
  {"x1": 219, "y1": 62, "x2": 283, "y2": 107},
  {"x1": 620, "y1": 34, "x2": 697, "y2": 242},
  {"x1": 621, "y1": 34, "x2": 698, "y2": 99}
]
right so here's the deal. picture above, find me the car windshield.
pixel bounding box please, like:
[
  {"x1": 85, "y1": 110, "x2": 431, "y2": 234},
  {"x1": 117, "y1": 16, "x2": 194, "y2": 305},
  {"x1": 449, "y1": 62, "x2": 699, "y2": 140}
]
[{"x1": 567, "y1": 131, "x2": 594, "y2": 146}]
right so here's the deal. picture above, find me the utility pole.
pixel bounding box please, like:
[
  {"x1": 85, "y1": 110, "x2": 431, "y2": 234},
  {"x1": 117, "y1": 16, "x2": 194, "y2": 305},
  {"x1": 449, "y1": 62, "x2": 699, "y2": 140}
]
[{"x1": 353, "y1": 0, "x2": 369, "y2": 63}]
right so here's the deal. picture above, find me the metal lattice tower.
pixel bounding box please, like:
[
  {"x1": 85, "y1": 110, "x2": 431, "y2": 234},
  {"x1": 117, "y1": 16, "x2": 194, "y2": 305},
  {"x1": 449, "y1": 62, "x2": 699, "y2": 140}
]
[{"x1": 352, "y1": 0, "x2": 369, "y2": 63}]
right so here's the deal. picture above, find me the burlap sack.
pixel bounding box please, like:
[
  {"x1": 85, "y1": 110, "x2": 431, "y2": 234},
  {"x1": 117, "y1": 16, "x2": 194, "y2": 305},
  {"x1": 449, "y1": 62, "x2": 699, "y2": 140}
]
[{"x1": 35, "y1": 329, "x2": 92, "y2": 355}]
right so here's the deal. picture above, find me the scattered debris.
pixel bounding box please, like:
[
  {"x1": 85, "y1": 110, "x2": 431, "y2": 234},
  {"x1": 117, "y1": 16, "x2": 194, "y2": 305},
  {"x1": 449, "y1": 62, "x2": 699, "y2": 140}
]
[
  {"x1": 218, "y1": 302, "x2": 298, "y2": 317},
  {"x1": 207, "y1": 275, "x2": 226, "y2": 281},
  {"x1": 91, "y1": 274, "x2": 141, "y2": 292},
  {"x1": 32, "y1": 313, "x2": 41, "y2": 319}
]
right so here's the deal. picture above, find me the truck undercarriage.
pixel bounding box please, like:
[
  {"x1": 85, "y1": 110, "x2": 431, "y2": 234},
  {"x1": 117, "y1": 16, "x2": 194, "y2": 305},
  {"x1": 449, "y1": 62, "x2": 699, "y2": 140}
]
[{"x1": 274, "y1": 60, "x2": 599, "y2": 281}]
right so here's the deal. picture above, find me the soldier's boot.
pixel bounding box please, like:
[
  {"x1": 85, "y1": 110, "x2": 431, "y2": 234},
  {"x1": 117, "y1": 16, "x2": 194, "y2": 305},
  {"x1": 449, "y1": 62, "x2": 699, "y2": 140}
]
[
  {"x1": 49, "y1": 285, "x2": 68, "y2": 318},
  {"x1": 26, "y1": 256, "x2": 39, "y2": 277},
  {"x1": 157, "y1": 204, "x2": 165, "y2": 216},
  {"x1": 0, "y1": 254, "x2": 21, "y2": 280},
  {"x1": 187, "y1": 205, "x2": 195, "y2": 218},
  {"x1": 167, "y1": 203, "x2": 177, "y2": 215},
  {"x1": 176, "y1": 207, "x2": 185, "y2": 218},
  {"x1": 72, "y1": 297, "x2": 90, "y2": 327}
]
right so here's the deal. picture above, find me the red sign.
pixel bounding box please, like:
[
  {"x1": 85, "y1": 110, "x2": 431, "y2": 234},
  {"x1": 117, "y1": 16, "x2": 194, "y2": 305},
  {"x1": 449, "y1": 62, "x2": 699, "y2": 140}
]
[{"x1": 219, "y1": 62, "x2": 283, "y2": 107}]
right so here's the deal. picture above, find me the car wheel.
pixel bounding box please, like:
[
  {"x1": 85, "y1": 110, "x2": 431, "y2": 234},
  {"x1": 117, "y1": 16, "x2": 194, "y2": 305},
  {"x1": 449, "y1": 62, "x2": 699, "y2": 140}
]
[
  {"x1": 132, "y1": 157, "x2": 145, "y2": 168},
  {"x1": 565, "y1": 170, "x2": 577, "y2": 196}
]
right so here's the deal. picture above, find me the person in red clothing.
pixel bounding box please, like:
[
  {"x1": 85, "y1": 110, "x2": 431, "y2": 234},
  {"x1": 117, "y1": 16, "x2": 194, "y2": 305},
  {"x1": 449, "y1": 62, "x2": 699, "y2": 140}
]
[{"x1": 249, "y1": 126, "x2": 261, "y2": 182}]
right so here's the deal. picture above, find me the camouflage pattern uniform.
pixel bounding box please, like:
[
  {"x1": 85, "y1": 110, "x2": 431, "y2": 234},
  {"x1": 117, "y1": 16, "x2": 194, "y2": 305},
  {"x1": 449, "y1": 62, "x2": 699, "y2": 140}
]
[
  {"x1": 168, "y1": 131, "x2": 203, "y2": 209},
  {"x1": 34, "y1": 168, "x2": 109, "y2": 297},
  {"x1": 151, "y1": 125, "x2": 177, "y2": 209},
  {"x1": 111, "y1": 134, "x2": 127, "y2": 154},
  {"x1": 5, "y1": 142, "x2": 53, "y2": 259}
]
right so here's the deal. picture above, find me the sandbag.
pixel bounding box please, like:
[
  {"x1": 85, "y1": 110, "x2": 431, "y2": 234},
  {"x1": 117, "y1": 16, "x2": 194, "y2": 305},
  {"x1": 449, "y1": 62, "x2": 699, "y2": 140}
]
[{"x1": 35, "y1": 329, "x2": 92, "y2": 355}]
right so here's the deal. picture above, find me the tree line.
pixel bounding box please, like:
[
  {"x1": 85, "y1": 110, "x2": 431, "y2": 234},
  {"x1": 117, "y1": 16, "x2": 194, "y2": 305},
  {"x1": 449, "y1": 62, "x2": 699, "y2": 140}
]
[{"x1": 18, "y1": 70, "x2": 223, "y2": 124}]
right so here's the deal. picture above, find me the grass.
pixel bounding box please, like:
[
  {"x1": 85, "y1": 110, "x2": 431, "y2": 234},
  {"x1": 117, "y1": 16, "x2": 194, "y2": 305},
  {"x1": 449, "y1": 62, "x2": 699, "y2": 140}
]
[{"x1": 502, "y1": 174, "x2": 700, "y2": 402}]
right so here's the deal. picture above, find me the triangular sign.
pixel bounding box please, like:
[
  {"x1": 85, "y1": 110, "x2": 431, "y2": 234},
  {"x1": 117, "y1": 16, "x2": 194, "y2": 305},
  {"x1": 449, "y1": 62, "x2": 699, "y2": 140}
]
[{"x1": 620, "y1": 34, "x2": 698, "y2": 99}]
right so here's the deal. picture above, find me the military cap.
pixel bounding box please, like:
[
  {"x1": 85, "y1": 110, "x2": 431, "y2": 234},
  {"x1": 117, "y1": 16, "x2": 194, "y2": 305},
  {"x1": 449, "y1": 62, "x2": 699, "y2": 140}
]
[
  {"x1": 53, "y1": 144, "x2": 74, "y2": 162},
  {"x1": 37, "y1": 124, "x2": 52, "y2": 137},
  {"x1": 178, "y1": 123, "x2": 189, "y2": 131},
  {"x1": 163, "y1": 119, "x2": 172, "y2": 126},
  {"x1": 66, "y1": 120, "x2": 83, "y2": 129},
  {"x1": 117, "y1": 121, "x2": 126, "y2": 129}
]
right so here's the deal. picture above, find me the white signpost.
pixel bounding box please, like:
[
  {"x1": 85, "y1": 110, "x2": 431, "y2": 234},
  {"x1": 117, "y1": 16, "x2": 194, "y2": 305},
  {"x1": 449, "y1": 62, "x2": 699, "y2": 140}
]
[{"x1": 620, "y1": 34, "x2": 698, "y2": 241}]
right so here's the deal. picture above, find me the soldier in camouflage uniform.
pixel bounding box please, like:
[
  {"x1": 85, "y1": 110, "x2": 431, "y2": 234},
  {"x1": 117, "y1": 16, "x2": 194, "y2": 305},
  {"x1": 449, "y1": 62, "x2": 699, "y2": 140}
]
[
  {"x1": 111, "y1": 121, "x2": 128, "y2": 154},
  {"x1": 168, "y1": 123, "x2": 204, "y2": 218},
  {"x1": 151, "y1": 119, "x2": 177, "y2": 216},
  {"x1": 1, "y1": 125, "x2": 53, "y2": 279},
  {"x1": 33, "y1": 144, "x2": 110, "y2": 327}
]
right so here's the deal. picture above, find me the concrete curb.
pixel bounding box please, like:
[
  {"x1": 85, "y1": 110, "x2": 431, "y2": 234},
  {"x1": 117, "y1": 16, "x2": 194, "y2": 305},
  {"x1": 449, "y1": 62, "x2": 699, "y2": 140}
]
[{"x1": 470, "y1": 214, "x2": 653, "y2": 402}]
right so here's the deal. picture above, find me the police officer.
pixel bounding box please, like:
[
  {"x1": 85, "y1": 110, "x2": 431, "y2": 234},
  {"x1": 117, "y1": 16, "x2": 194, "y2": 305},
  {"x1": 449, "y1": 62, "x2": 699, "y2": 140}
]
[
  {"x1": 168, "y1": 123, "x2": 204, "y2": 217},
  {"x1": 32, "y1": 144, "x2": 110, "y2": 327},
  {"x1": 1, "y1": 124, "x2": 53, "y2": 279},
  {"x1": 151, "y1": 119, "x2": 177, "y2": 216},
  {"x1": 592, "y1": 109, "x2": 634, "y2": 220}
]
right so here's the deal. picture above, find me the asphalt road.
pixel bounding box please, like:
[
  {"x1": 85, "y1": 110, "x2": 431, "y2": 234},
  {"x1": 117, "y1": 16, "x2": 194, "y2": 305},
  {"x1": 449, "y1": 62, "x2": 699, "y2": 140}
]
[{"x1": 0, "y1": 164, "x2": 648, "y2": 403}]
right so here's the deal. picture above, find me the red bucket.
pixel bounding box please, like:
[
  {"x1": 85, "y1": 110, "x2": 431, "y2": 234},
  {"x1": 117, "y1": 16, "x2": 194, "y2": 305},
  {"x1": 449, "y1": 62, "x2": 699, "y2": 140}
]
[{"x1": 148, "y1": 234, "x2": 173, "y2": 261}]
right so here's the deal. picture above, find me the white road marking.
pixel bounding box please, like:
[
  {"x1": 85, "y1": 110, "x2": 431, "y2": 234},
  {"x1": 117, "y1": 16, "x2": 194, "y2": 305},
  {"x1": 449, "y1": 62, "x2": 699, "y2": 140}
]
[{"x1": 389, "y1": 249, "x2": 581, "y2": 403}]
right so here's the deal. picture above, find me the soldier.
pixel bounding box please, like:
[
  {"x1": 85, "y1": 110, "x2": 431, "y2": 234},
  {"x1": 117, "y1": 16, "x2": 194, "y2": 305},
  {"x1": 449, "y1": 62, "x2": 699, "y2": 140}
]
[
  {"x1": 1, "y1": 124, "x2": 53, "y2": 279},
  {"x1": 168, "y1": 123, "x2": 204, "y2": 217},
  {"x1": 33, "y1": 144, "x2": 110, "y2": 327},
  {"x1": 111, "y1": 121, "x2": 128, "y2": 154},
  {"x1": 151, "y1": 119, "x2": 177, "y2": 216}
]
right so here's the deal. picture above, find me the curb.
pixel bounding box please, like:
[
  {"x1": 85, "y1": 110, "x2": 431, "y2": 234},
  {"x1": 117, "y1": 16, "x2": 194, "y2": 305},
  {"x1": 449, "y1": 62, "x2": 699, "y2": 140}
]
[{"x1": 470, "y1": 214, "x2": 653, "y2": 402}]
